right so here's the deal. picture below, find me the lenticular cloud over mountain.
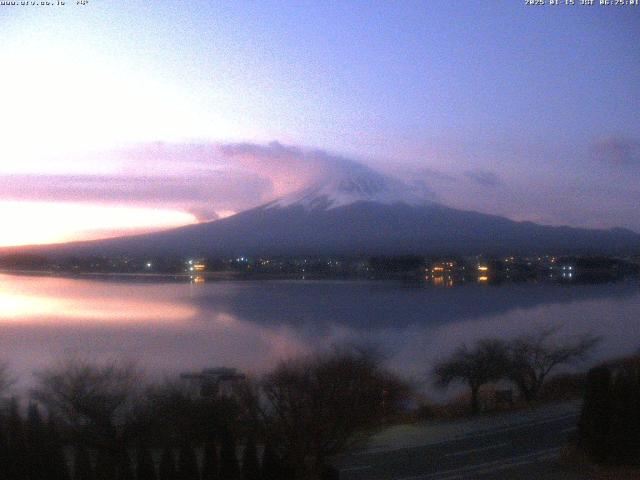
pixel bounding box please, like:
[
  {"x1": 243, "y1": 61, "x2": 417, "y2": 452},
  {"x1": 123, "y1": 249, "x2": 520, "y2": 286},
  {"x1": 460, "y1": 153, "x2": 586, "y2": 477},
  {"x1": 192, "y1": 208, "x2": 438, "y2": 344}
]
[
  {"x1": 269, "y1": 158, "x2": 434, "y2": 210},
  {"x1": 215, "y1": 141, "x2": 437, "y2": 207}
]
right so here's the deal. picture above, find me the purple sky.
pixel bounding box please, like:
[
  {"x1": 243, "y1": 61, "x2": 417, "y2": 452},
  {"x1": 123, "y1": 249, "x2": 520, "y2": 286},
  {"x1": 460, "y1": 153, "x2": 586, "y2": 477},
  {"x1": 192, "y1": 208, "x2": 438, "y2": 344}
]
[{"x1": 0, "y1": 1, "x2": 639, "y2": 245}]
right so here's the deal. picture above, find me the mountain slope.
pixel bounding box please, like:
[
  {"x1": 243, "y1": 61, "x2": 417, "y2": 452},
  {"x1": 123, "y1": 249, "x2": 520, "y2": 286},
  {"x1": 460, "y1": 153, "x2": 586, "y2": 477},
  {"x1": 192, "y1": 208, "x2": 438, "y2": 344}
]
[
  {"x1": 7, "y1": 164, "x2": 640, "y2": 257},
  {"x1": 17, "y1": 201, "x2": 639, "y2": 258}
]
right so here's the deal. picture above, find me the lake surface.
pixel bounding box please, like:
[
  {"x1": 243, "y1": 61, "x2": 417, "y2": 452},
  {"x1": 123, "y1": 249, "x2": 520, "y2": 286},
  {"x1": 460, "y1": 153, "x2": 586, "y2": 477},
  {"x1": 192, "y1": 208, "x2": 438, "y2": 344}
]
[{"x1": 1, "y1": 273, "x2": 639, "y2": 395}]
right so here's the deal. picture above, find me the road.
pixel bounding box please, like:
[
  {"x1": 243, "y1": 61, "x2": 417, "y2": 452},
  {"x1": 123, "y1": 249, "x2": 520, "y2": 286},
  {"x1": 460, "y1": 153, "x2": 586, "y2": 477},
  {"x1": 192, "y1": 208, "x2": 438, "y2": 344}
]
[{"x1": 332, "y1": 403, "x2": 583, "y2": 479}]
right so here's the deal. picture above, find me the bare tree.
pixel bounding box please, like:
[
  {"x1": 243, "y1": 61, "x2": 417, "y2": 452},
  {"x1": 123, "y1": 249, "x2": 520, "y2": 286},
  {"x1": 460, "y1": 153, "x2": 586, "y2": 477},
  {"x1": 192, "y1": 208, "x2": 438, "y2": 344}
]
[
  {"x1": 261, "y1": 347, "x2": 409, "y2": 476},
  {"x1": 507, "y1": 328, "x2": 600, "y2": 403},
  {"x1": 433, "y1": 339, "x2": 510, "y2": 414},
  {"x1": 31, "y1": 358, "x2": 142, "y2": 447}
]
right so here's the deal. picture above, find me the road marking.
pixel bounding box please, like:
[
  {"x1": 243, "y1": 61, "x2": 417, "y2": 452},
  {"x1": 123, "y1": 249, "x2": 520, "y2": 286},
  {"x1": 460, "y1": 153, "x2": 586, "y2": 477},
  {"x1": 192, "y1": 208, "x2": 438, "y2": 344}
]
[
  {"x1": 444, "y1": 442, "x2": 508, "y2": 457},
  {"x1": 340, "y1": 465, "x2": 371, "y2": 473},
  {"x1": 463, "y1": 412, "x2": 578, "y2": 438},
  {"x1": 351, "y1": 412, "x2": 578, "y2": 457},
  {"x1": 436, "y1": 448, "x2": 561, "y2": 480},
  {"x1": 396, "y1": 447, "x2": 561, "y2": 480}
]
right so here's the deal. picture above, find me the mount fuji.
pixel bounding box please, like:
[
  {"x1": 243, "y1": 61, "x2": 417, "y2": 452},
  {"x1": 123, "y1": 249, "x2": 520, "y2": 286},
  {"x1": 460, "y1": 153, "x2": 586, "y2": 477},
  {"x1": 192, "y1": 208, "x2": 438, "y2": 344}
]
[
  {"x1": 13, "y1": 163, "x2": 640, "y2": 257},
  {"x1": 267, "y1": 161, "x2": 430, "y2": 210}
]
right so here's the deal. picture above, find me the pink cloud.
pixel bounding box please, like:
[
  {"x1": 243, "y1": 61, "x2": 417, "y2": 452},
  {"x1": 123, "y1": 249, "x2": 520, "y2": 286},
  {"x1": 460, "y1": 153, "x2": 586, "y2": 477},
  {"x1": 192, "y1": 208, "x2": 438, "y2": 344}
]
[{"x1": 0, "y1": 141, "x2": 385, "y2": 221}]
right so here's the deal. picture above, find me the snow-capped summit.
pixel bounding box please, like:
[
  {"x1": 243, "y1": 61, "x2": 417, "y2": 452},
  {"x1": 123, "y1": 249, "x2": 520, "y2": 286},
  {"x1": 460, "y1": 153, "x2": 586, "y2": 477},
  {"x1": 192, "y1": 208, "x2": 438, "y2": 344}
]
[{"x1": 268, "y1": 162, "x2": 431, "y2": 210}]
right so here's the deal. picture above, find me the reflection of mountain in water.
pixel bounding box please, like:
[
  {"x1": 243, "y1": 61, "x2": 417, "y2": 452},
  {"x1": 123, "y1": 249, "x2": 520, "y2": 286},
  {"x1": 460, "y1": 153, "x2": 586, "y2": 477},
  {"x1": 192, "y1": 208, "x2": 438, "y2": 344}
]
[{"x1": 187, "y1": 280, "x2": 639, "y2": 331}]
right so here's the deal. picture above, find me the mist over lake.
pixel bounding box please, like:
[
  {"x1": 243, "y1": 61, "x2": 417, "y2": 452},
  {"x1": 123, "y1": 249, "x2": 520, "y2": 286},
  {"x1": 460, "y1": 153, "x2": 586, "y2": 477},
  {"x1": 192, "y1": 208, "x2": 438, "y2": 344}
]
[{"x1": 1, "y1": 273, "x2": 638, "y2": 395}]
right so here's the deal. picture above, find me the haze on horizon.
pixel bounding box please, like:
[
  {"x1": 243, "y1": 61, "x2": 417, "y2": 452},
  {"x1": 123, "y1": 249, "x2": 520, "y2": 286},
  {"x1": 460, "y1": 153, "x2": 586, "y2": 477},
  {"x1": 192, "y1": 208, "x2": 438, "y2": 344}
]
[{"x1": 1, "y1": 1, "x2": 638, "y2": 247}]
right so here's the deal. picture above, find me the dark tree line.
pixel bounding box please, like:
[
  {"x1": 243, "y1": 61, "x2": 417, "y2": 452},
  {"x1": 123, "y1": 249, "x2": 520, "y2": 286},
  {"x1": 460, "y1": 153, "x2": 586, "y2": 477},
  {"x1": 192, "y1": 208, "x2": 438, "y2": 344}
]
[
  {"x1": 433, "y1": 329, "x2": 599, "y2": 414},
  {"x1": 0, "y1": 393, "x2": 318, "y2": 480},
  {"x1": 0, "y1": 348, "x2": 408, "y2": 479},
  {"x1": 0, "y1": 400, "x2": 69, "y2": 480},
  {"x1": 0, "y1": 404, "x2": 286, "y2": 480}
]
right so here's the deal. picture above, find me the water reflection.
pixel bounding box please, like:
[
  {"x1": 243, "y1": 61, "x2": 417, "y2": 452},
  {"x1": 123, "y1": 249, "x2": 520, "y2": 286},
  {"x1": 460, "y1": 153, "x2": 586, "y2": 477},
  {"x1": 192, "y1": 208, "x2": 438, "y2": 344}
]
[
  {"x1": 0, "y1": 291, "x2": 67, "y2": 319},
  {"x1": 0, "y1": 275, "x2": 196, "y2": 323},
  {"x1": 0, "y1": 274, "x2": 638, "y2": 393},
  {"x1": 187, "y1": 279, "x2": 638, "y2": 330}
]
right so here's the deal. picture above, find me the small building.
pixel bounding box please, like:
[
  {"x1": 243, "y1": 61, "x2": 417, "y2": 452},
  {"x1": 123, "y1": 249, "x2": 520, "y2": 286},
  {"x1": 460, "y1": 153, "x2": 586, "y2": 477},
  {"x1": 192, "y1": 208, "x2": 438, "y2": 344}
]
[{"x1": 186, "y1": 258, "x2": 207, "y2": 273}]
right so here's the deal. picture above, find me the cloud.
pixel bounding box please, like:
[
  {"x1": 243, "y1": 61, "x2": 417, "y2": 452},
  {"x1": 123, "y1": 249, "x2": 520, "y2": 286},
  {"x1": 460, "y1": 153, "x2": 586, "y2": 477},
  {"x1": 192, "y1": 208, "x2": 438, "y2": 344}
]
[
  {"x1": 1, "y1": 140, "x2": 638, "y2": 235},
  {"x1": 215, "y1": 141, "x2": 324, "y2": 196},
  {"x1": 0, "y1": 141, "x2": 323, "y2": 221},
  {"x1": 591, "y1": 137, "x2": 640, "y2": 166},
  {"x1": 219, "y1": 141, "x2": 438, "y2": 201},
  {"x1": 464, "y1": 169, "x2": 505, "y2": 188},
  {"x1": 1, "y1": 141, "x2": 427, "y2": 221},
  {"x1": 0, "y1": 172, "x2": 270, "y2": 221},
  {"x1": 215, "y1": 141, "x2": 379, "y2": 197}
]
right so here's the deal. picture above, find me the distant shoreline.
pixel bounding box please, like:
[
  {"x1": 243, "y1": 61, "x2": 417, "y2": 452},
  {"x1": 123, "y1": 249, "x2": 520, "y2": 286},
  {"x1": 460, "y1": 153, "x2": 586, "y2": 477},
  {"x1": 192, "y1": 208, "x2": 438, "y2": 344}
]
[
  {"x1": 0, "y1": 268, "x2": 365, "y2": 282},
  {"x1": 1, "y1": 268, "x2": 638, "y2": 289}
]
